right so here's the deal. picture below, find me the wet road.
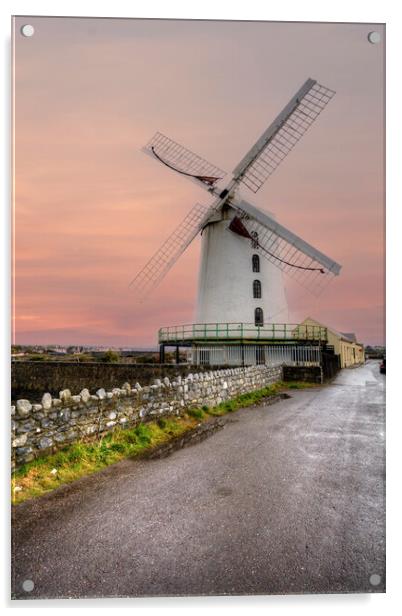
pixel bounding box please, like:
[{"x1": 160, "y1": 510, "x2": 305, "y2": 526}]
[{"x1": 12, "y1": 361, "x2": 385, "y2": 598}]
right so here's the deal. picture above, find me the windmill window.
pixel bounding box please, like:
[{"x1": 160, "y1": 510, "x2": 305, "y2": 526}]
[
  {"x1": 255, "y1": 308, "x2": 264, "y2": 327},
  {"x1": 250, "y1": 230, "x2": 259, "y2": 249},
  {"x1": 252, "y1": 254, "x2": 260, "y2": 272},
  {"x1": 253, "y1": 280, "x2": 262, "y2": 298}
]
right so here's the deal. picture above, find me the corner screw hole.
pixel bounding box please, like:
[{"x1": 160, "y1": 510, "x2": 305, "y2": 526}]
[
  {"x1": 369, "y1": 574, "x2": 381, "y2": 586},
  {"x1": 368, "y1": 31, "x2": 381, "y2": 44},
  {"x1": 22, "y1": 579, "x2": 34, "y2": 592},
  {"x1": 21, "y1": 25, "x2": 35, "y2": 37}
]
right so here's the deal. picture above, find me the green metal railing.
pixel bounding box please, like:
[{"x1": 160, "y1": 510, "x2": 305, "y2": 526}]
[{"x1": 158, "y1": 323, "x2": 327, "y2": 344}]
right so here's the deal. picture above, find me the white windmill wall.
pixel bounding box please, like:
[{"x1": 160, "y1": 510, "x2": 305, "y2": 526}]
[{"x1": 195, "y1": 207, "x2": 289, "y2": 326}]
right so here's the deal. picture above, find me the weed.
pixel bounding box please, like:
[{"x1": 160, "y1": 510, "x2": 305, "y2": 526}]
[
  {"x1": 284, "y1": 381, "x2": 319, "y2": 390},
  {"x1": 134, "y1": 423, "x2": 152, "y2": 444},
  {"x1": 187, "y1": 408, "x2": 205, "y2": 420},
  {"x1": 120, "y1": 430, "x2": 138, "y2": 445}
]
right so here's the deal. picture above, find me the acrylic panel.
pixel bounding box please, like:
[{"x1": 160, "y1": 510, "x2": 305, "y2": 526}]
[{"x1": 12, "y1": 16, "x2": 385, "y2": 600}]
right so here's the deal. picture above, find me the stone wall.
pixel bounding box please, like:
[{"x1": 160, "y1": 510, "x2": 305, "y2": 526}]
[
  {"x1": 282, "y1": 365, "x2": 323, "y2": 383},
  {"x1": 11, "y1": 362, "x2": 214, "y2": 402},
  {"x1": 11, "y1": 365, "x2": 282, "y2": 469}
]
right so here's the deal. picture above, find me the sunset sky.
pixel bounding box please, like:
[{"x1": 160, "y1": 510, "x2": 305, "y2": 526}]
[{"x1": 13, "y1": 17, "x2": 385, "y2": 347}]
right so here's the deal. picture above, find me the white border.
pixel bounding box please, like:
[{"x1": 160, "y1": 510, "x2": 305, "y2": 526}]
[{"x1": 2, "y1": 2, "x2": 401, "y2": 615}]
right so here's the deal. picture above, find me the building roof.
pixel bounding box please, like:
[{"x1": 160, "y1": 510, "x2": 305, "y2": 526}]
[
  {"x1": 301, "y1": 317, "x2": 362, "y2": 346},
  {"x1": 341, "y1": 332, "x2": 357, "y2": 342}
]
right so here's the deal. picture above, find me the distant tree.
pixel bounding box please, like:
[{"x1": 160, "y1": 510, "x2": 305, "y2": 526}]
[
  {"x1": 29, "y1": 354, "x2": 47, "y2": 361},
  {"x1": 138, "y1": 354, "x2": 158, "y2": 364},
  {"x1": 101, "y1": 350, "x2": 120, "y2": 363},
  {"x1": 77, "y1": 354, "x2": 92, "y2": 363}
]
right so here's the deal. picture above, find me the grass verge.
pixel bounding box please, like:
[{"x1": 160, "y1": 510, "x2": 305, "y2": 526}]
[{"x1": 11, "y1": 380, "x2": 318, "y2": 504}]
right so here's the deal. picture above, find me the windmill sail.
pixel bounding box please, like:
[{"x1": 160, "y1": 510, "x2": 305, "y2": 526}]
[
  {"x1": 230, "y1": 198, "x2": 341, "y2": 295},
  {"x1": 233, "y1": 79, "x2": 336, "y2": 193},
  {"x1": 129, "y1": 202, "x2": 218, "y2": 298},
  {"x1": 143, "y1": 132, "x2": 227, "y2": 189}
]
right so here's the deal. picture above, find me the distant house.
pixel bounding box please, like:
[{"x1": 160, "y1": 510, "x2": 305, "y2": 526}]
[
  {"x1": 299, "y1": 317, "x2": 364, "y2": 368},
  {"x1": 47, "y1": 348, "x2": 67, "y2": 355}
]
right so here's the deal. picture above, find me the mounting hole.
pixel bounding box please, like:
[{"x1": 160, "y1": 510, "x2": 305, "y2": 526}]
[
  {"x1": 369, "y1": 573, "x2": 381, "y2": 586},
  {"x1": 368, "y1": 31, "x2": 381, "y2": 44},
  {"x1": 22, "y1": 579, "x2": 34, "y2": 592},
  {"x1": 21, "y1": 24, "x2": 35, "y2": 37}
]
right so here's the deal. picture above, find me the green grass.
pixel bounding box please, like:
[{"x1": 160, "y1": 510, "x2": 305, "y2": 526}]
[
  {"x1": 11, "y1": 380, "x2": 318, "y2": 504},
  {"x1": 187, "y1": 408, "x2": 206, "y2": 420},
  {"x1": 285, "y1": 380, "x2": 319, "y2": 389}
]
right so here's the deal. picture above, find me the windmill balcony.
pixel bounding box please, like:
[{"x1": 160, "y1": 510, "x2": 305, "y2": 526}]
[{"x1": 158, "y1": 323, "x2": 328, "y2": 345}]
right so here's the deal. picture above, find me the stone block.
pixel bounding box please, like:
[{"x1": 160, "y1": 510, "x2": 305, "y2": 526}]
[
  {"x1": 59, "y1": 408, "x2": 71, "y2": 422},
  {"x1": 80, "y1": 388, "x2": 91, "y2": 403},
  {"x1": 41, "y1": 393, "x2": 52, "y2": 410},
  {"x1": 12, "y1": 434, "x2": 28, "y2": 448},
  {"x1": 15, "y1": 445, "x2": 33, "y2": 457},
  {"x1": 16, "y1": 399, "x2": 32, "y2": 417},
  {"x1": 65, "y1": 430, "x2": 78, "y2": 441},
  {"x1": 96, "y1": 388, "x2": 106, "y2": 400},
  {"x1": 59, "y1": 389, "x2": 71, "y2": 402},
  {"x1": 85, "y1": 426, "x2": 97, "y2": 435},
  {"x1": 38, "y1": 437, "x2": 53, "y2": 450},
  {"x1": 16, "y1": 419, "x2": 36, "y2": 433}
]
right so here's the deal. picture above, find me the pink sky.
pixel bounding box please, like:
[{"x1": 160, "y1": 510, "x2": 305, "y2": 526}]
[{"x1": 13, "y1": 17, "x2": 385, "y2": 346}]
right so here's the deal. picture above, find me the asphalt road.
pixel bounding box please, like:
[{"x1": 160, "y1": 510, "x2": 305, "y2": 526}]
[{"x1": 12, "y1": 361, "x2": 385, "y2": 598}]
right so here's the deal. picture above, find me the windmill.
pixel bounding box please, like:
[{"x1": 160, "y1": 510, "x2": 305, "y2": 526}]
[{"x1": 130, "y1": 78, "x2": 341, "y2": 365}]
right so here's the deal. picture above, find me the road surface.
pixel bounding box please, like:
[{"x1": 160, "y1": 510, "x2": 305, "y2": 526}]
[{"x1": 12, "y1": 361, "x2": 385, "y2": 598}]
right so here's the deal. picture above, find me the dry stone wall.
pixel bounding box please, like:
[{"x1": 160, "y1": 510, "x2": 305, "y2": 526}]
[
  {"x1": 11, "y1": 365, "x2": 282, "y2": 469},
  {"x1": 11, "y1": 362, "x2": 214, "y2": 402}
]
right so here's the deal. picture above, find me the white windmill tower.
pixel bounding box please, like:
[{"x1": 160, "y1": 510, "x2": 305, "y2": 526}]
[{"x1": 130, "y1": 78, "x2": 341, "y2": 365}]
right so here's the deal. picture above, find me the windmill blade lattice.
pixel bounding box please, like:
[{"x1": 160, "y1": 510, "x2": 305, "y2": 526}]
[
  {"x1": 231, "y1": 201, "x2": 341, "y2": 296},
  {"x1": 233, "y1": 80, "x2": 336, "y2": 193},
  {"x1": 144, "y1": 132, "x2": 227, "y2": 187},
  {"x1": 129, "y1": 202, "x2": 218, "y2": 298}
]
